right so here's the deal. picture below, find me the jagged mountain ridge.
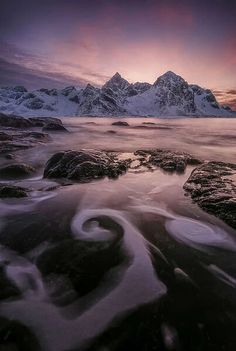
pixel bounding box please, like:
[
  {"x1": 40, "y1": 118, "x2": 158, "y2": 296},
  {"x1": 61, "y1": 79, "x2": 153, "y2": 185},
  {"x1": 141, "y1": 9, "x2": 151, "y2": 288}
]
[{"x1": 0, "y1": 71, "x2": 234, "y2": 117}]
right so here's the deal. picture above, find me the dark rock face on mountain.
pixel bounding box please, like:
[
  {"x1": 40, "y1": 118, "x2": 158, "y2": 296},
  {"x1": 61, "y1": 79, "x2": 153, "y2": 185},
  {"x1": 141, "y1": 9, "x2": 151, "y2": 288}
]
[
  {"x1": 0, "y1": 71, "x2": 234, "y2": 117},
  {"x1": 153, "y1": 71, "x2": 196, "y2": 115},
  {"x1": 184, "y1": 161, "x2": 236, "y2": 229},
  {"x1": 43, "y1": 150, "x2": 131, "y2": 181}
]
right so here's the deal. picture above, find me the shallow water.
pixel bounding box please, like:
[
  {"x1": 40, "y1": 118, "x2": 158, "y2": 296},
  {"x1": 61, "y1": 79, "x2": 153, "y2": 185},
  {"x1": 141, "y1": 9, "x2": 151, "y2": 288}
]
[{"x1": 0, "y1": 117, "x2": 236, "y2": 351}]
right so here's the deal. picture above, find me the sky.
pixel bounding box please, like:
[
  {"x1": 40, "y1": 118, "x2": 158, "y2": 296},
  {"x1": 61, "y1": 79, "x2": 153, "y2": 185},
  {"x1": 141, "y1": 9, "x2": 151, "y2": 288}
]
[{"x1": 0, "y1": 0, "x2": 236, "y2": 108}]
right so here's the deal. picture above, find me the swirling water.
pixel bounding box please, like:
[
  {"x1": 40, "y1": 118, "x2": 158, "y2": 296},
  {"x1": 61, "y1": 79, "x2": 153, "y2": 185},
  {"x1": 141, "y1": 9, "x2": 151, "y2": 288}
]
[{"x1": 0, "y1": 117, "x2": 236, "y2": 351}]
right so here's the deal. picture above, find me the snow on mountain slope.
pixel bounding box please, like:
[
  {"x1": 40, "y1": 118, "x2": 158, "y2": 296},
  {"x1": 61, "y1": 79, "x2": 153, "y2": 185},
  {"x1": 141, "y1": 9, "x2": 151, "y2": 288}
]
[{"x1": 0, "y1": 71, "x2": 235, "y2": 117}]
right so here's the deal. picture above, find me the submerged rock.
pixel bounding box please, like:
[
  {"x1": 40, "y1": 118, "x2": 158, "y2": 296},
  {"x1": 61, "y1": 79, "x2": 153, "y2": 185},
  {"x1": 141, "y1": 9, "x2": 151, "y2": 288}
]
[
  {"x1": 112, "y1": 121, "x2": 129, "y2": 126},
  {"x1": 0, "y1": 184, "x2": 28, "y2": 198},
  {"x1": 43, "y1": 150, "x2": 130, "y2": 181},
  {"x1": 0, "y1": 163, "x2": 35, "y2": 179},
  {"x1": 184, "y1": 161, "x2": 236, "y2": 229}
]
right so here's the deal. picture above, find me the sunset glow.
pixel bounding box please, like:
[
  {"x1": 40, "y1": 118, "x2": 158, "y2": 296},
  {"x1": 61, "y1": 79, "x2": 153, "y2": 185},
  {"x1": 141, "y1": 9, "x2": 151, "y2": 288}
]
[{"x1": 0, "y1": 0, "x2": 236, "y2": 107}]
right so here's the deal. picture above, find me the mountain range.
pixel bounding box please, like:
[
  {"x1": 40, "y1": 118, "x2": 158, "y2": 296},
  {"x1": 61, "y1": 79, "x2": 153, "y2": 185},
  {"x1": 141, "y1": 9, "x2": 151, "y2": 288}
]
[{"x1": 0, "y1": 71, "x2": 234, "y2": 117}]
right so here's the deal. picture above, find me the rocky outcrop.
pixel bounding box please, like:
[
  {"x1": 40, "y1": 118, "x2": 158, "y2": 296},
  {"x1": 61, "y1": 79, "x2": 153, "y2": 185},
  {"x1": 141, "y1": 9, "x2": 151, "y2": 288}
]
[
  {"x1": 184, "y1": 161, "x2": 236, "y2": 229},
  {"x1": 135, "y1": 149, "x2": 201, "y2": 173},
  {"x1": 43, "y1": 150, "x2": 131, "y2": 181}
]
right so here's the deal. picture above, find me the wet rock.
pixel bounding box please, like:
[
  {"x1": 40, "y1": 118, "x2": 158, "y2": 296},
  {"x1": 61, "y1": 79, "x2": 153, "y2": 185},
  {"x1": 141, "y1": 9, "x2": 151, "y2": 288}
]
[
  {"x1": 0, "y1": 113, "x2": 32, "y2": 128},
  {"x1": 0, "y1": 184, "x2": 28, "y2": 198},
  {"x1": 42, "y1": 123, "x2": 69, "y2": 132},
  {"x1": 43, "y1": 150, "x2": 130, "y2": 181},
  {"x1": 29, "y1": 117, "x2": 63, "y2": 127},
  {"x1": 111, "y1": 121, "x2": 129, "y2": 126},
  {"x1": 0, "y1": 317, "x2": 40, "y2": 350},
  {"x1": 0, "y1": 163, "x2": 35, "y2": 179},
  {"x1": 184, "y1": 161, "x2": 236, "y2": 229},
  {"x1": 135, "y1": 149, "x2": 201, "y2": 173}
]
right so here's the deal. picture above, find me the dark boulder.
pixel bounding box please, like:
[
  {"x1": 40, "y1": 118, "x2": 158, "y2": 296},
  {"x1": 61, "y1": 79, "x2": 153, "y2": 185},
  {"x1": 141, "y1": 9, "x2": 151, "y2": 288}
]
[
  {"x1": 184, "y1": 161, "x2": 236, "y2": 229},
  {"x1": 0, "y1": 163, "x2": 35, "y2": 179},
  {"x1": 43, "y1": 150, "x2": 130, "y2": 181}
]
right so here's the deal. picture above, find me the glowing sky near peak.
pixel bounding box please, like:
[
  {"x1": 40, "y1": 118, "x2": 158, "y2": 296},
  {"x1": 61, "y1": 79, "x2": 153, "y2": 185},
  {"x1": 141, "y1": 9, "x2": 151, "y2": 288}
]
[{"x1": 0, "y1": 0, "x2": 236, "y2": 108}]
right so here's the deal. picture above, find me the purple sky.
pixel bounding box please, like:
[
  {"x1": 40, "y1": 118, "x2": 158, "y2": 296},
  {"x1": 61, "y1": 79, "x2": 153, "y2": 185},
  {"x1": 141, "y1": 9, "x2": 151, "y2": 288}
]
[{"x1": 0, "y1": 0, "x2": 236, "y2": 108}]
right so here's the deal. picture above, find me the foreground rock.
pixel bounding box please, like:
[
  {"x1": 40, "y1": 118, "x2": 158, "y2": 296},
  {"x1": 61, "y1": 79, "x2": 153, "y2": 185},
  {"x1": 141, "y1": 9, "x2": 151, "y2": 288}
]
[
  {"x1": 135, "y1": 149, "x2": 201, "y2": 173},
  {"x1": 0, "y1": 163, "x2": 35, "y2": 179},
  {"x1": 184, "y1": 161, "x2": 236, "y2": 229},
  {"x1": 0, "y1": 184, "x2": 28, "y2": 198},
  {"x1": 44, "y1": 150, "x2": 130, "y2": 181}
]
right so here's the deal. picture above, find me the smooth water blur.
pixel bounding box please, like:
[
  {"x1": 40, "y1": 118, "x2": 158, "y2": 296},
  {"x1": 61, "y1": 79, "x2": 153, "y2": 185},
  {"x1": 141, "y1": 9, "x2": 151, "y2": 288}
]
[
  {"x1": 0, "y1": 117, "x2": 236, "y2": 351},
  {"x1": 61, "y1": 117, "x2": 236, "y2": 162}
]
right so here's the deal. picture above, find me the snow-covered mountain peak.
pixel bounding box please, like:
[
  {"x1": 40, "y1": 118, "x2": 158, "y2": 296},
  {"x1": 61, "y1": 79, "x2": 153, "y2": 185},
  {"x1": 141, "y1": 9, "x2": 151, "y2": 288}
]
[
  {"x1": 154, "y1": 71, "x2": 186, "y2": 88},
  {"x1": 0, "y1": 71, "x2": 235, "y2": 117},
  {"x1": 103, "y1": 72, "x2": 130, "y2": 92}
]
